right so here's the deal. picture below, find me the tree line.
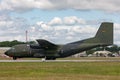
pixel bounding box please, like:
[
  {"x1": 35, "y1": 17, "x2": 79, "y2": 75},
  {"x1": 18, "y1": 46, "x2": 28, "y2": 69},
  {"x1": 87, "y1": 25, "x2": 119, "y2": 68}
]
[
  {"x1": 0, "y1": 40, "x2": 35, "y2": 47},
  {"x1": 86, "y1": 45, "x2": 120, "y2": 55}
]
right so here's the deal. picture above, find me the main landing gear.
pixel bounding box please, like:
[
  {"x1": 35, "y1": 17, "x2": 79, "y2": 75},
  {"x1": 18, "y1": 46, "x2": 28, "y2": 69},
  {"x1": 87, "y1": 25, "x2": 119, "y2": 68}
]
[
  {"x1": 42, "y1": 57, "x2": 56, "y2": 61},
  {"x1": 13, "y1": 57, "x2": 17, "y2": 60}
]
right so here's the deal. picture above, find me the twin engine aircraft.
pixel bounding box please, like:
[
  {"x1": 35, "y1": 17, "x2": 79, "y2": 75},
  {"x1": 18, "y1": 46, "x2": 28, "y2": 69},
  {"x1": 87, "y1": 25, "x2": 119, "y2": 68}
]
[{"x1": 5, "y1": 22, "x2": 113, "y2": 60}]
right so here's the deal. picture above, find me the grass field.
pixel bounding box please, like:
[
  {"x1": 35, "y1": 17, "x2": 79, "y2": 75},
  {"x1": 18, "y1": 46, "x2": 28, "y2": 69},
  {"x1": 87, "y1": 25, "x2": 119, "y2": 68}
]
[
  {"x1": 0, "y1": 62, "x2": 120, "y2": 80},
  {"x1": 0, "y1": 49, "x2": 120, "y2": 80}
]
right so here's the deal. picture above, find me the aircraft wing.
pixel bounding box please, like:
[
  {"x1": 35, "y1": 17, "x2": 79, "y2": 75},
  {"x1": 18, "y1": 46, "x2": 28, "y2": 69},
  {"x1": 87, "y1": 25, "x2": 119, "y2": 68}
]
[{"x1": 36, "y1": 39, "x2": 58, "y2": 49}]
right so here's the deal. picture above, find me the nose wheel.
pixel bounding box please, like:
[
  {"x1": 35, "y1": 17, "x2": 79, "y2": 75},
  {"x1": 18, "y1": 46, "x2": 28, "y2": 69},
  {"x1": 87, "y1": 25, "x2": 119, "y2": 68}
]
[{"x1": 13, "y1": 57, "x2": 17, "y2": 60}]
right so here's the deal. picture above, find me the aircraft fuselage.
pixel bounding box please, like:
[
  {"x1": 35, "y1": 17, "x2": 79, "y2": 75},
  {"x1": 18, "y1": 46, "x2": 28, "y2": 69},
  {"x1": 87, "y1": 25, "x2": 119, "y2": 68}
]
[{"x1": 4, "y1": 22, "x2": 113, "y2": 60}]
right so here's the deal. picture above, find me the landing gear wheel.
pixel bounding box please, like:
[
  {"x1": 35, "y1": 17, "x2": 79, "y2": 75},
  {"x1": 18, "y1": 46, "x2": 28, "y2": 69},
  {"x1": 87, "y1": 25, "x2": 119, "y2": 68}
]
[
  {"x1": 46, "y1": 57, "x2": 56, "y2": 60},
  {"x1": 13, "y1": 57, "x2": 17, "y2": 60}
]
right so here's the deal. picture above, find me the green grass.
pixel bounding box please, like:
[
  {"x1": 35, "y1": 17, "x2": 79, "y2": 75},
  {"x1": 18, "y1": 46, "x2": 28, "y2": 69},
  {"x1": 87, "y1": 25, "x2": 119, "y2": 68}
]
[
  {"x1": 0, "y1": 62, "x2": 120, "y2": 80},
  {"x1": 1, "y1": 55, "x2": 120, "y2": 60}
]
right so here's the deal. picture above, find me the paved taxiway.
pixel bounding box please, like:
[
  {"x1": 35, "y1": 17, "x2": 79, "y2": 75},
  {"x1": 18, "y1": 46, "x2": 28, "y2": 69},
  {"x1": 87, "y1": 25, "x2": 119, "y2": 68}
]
[{"x1": 0, "y1": 60, "x2": 120, "y2": 62}]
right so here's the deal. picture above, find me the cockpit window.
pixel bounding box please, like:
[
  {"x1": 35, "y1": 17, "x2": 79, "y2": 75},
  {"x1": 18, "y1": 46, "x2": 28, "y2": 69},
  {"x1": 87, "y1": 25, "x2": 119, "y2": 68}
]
[
  {"x1": 10, "y1": 47, "x2": 15, "y2": 52},
  {"x1": 30, "y1": 44, "x2": 41, "y2": 49}
]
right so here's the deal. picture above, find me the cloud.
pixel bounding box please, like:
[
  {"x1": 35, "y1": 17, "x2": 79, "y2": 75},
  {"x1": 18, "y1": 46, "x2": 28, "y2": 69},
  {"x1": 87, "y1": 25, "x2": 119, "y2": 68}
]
[
  {"x1": 29, "y1": 16, "x2": 97, "y2": 43},
  {"x1": 0, "y1": 15, "x2": 120, "y2": 45},
  {"x1": 48, "y1": 17, "x2": 62, "y2": 25},
  {"x1": 36, "y1": 21, "x2": 52, "y2": 31},
  {"x1": 0, "y1": 14, "x2": 29, "y2": 41},
  {"x1": 0, "y1": 0, "x2": 120, "y2": 45},
  {"x1": 0, "y1": 0, "x2": 53, "y2": 12},
  {"x1": 22, "y1": 18, "x2": 120, "y2": 45},
  {"x1": 0, "y1": 21, "x2": 13, "y2": 27},
  {"x1": 0, "y1": 0, "x2": 120, "y2": 12},
  {"x1": 114, "y1": 23, "x2": 120, "y2": 45},
  {"x1": 72, "y1": 25, "x2": 96, "y2": 34},
  {"x1": 48, "y1": 16, "x2": 86, "y2": 26},
  {"x1": 63, "y1": 16, "x2": 86, "y2": 25}
]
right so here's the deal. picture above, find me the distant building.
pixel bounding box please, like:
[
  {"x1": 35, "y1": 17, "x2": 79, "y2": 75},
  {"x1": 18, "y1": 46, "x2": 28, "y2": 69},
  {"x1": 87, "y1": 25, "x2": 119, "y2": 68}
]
[
  {"x1": 112, "y1": 53, "x2": 120, "y2": 57},
  {"x1": 93, "y1": 50, "x2": 112, "y2": 57},
  {"x1": 72, "y1": 51, "x2": 87, "y2": 58},
  {"x1": 0, "y1": 47, "x2": 10, "y2": 54},
  {"x1": 0, "y1": 47, "x2": 10, "y2": 58}
]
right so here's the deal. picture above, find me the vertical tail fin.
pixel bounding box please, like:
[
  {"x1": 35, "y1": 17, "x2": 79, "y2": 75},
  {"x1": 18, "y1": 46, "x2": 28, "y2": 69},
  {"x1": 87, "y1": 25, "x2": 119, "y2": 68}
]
[{"x1": 95, "y1": 22, "x2": 113, "y2": 46}]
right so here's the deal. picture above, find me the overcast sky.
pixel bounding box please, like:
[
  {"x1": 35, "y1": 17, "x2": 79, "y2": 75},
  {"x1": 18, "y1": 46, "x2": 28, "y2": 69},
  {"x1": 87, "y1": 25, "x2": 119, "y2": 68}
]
[{"x1": 0, "y1": 0, "x2": 120, "y2": 45}]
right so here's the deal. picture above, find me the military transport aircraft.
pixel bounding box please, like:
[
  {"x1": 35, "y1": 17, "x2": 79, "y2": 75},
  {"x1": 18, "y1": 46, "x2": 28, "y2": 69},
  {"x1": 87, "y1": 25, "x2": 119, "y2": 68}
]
[{"x1": 5, "y1": 22, "x2": 113, "y2": 60}]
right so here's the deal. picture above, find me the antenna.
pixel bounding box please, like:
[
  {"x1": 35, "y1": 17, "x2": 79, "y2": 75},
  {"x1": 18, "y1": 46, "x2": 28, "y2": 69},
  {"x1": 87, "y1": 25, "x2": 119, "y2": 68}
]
[{"x1": 26, "y1": 30, "x2": 28, "y2": 43}]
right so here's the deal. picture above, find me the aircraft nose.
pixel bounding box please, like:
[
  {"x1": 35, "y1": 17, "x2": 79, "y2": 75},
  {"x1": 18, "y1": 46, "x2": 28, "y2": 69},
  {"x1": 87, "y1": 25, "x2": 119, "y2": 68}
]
[
  {"x1": 4, "y1": 51, "x2": 9, "y2": 56},
  {"x1": 4, "y1": 50, "x2": 11, "y2": 56}
]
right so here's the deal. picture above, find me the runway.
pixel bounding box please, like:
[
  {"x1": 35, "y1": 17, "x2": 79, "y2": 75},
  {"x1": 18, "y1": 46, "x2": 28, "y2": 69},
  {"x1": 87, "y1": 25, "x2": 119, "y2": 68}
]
[{"x1": 0, "y1": 60, "x2": 120, "y2": 62}]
